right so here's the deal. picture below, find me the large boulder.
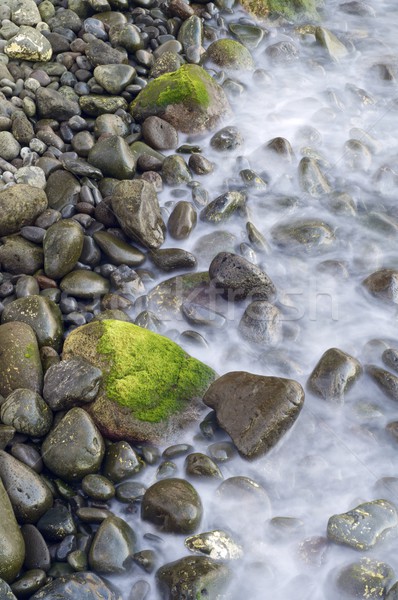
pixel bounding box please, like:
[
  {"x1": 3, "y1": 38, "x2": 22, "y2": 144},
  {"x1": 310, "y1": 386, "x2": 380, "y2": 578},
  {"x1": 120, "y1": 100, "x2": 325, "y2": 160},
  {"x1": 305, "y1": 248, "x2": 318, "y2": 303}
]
[
  {"x1": 0, "y1": 479, "x2": 25, "y2": 583},
  {"x1": 130, "y1": 64, "x2": 230, "y2": 134},
  {"x1": 203, "y1": 371, "x2": 304, "y2": 459},
  {"x1": 62, "y1": 320, "x2": 216, "y2": 444}
]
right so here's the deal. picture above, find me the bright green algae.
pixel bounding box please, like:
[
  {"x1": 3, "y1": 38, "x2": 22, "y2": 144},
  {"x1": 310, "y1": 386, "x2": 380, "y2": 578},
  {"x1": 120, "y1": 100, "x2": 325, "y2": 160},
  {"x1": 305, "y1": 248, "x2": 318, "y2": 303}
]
[
  {"x1": 130, "y1": 64, "x2": 211, "y2": 114},
  {"x1": 96, "y1": 320, "x2": 215, "y2": 423}
]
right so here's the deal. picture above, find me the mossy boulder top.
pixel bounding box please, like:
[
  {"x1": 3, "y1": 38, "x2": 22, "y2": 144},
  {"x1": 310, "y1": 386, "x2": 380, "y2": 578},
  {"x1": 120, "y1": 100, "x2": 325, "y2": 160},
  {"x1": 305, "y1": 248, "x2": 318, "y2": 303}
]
[
  {"x1": 129, "y1": 64, "x2": 230, "y2": 134},
  {"x1": 239, "y1": 0, "x2": 320, "y2": 21},
  {"x1": 62, "y1": 320, "x2": 216, "y2": 444}
]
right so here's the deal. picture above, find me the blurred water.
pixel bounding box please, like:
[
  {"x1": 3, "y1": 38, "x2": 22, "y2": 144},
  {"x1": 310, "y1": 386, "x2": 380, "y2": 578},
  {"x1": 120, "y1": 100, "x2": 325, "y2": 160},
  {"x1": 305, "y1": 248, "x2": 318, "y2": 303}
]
[{"x1": 112, "y1": 1, "x2": 398, "y2": 597}]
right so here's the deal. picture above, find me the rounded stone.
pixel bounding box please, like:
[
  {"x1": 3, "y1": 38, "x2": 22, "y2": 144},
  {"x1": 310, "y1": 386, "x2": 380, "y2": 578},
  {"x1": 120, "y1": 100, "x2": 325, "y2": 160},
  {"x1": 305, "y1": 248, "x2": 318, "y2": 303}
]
[
  {"x1": 142, "y1": 116, "x2": 179, "y2": 150},
  {"x1": 88, "y1": 515, "x2": 136, "y2": 574},
  {"x1": 60, "y1": 271, "x2": 110, "y2": 299},
  {"x1": 5, "y1": 26, "x2": 52, "y2": 62},
  {"x1": 168, "y1": 201, "x2": 197, "y2": 240},
  {"x1": 0, "y1": 322, "x2": 43, "y2": 398},
  {"x1": 81, "y1": 474, "x2": 115, "y2": 501},
  {"x1": 239, "y1": 301, "x2": 282, "y2": 346},
  {"x1": 41, "y1": 407, "x2": 105, "y2": 481},
  {"x1": 93, "y1": 231, "x2": 146, "y2": 267},
  {"x1": 142, "y1": 478, "x2": 202, "y2": 534},
  {"x1": 0, "y1": 389, "x2": 52, "y2": 437},
  {"x1": 43, "y1": 220, "x2": 84, "y2": 279},
  {"x1": 0, "y1": 184, "x2": 47, "y2": 237},
  {"x1": 156, "y1": 556, "x2": 230, "y2": 600},
  {"x1": 29, "y1": 572, "x2": 122, "y2": 600},
  {"x1": 0, "y1": 479, "x2": 25, "y2": 583},
  {"x1": 43, "y1": 357, "x2": 102, "y2": 411},
  {"x1": 0, "y1": 132, "x2": 20, "y2": 161},
  {"x1": 203, "y1": 39, "x2": 254, "y2": 71}
]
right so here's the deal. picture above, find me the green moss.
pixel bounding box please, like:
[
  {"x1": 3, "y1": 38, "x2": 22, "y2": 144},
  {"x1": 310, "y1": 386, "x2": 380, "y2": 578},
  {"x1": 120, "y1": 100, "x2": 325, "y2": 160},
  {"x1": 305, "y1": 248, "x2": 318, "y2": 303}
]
[
  {"x1": 24, "y1": 343, "x2": 36, "y2": 359},
  {"x1": 97, "y1": 320, "x2": 215, "y2": 423},
  {"x1": 130, "y1": 64, "x2": 211, "y2": 114},
  {"x1": 206, "y1": 39, "x2": 254, "y2": 70}
]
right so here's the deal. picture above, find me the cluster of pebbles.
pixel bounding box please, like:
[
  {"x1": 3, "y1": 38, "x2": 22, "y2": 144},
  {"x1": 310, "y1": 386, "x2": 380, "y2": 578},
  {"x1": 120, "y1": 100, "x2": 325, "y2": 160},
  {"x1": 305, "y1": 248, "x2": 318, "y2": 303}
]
[{"x1": 3, "y1": 0, "x2": 398, "y2": 597}]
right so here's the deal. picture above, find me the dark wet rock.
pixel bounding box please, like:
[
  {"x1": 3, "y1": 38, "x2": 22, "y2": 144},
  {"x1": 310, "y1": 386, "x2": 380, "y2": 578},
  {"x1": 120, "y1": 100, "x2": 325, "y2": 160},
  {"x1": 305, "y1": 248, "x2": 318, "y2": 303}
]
[
  {"x1": 130, "y1": 64, "x2": 230, "y2": 134},
  {"x1": 0, "y1": 451, "x2": 53, "y2": 524},
  {"x1": 10, "y1": 568, "x2": 46, "y2": 597},
  {"x1": 36, "y1": 505, "x2": 75, "y2": 542},
  {"x1": 111, "y1": 180, "x2": 165, "y2": 249},
  {"x1": 150, "y1": 248, "x2": 197, "y2": 271},
  {"x1": 88, "y1": 136, "x2": 136, "y2": 180},
  {"x1": 142, "y1": 116, "x2": 179, "y2": 150},
  {"x1": 203, "y1": 39, "x2": 254, "y2": 71},
  {"x1": 157, "y1": 556, "x2": 230, "y2": 600},
  {"x1": 30, "y1": 571, "x2": 122, "y2": 599},
  {"x1": 93, "y1": 231, "x2": 145, "y2": 267},
  {"x1": 36, "y1": 87, "x2": 80, "y2": 120},
  {"x1": 0, "y1": 236, "x2": 43, "y2": 275},
  {"x1": 239, "y1": 300, "x2": 282, "y2": 345},
  {"x1": 181, "y1": 303, "x2": 226, "y2": 329},
  {"x1": 142, "y1": 478, "x2": 202, "y2": 534},
  {"x1": 43, "y1": 358, "x2": 102, "y2": 411},
  {"x1": 79, "y1": 95, "x2": 128, "y2": 117},
  {"x1": 93, "y1": 64, "x2": 136, "y2": 95},
  {"x1": 363, "y1": 269, "x2": 398, "y2": 305},
  {"x1": 45, "y1": 170, "x2": 80, "y2": 212},
  {"x1": 62, "y1": 320, "x2": 215, "y2": 444},
  {"x1": 41, "y1": 407, "x2": 105, "y2": 481},
  {"x1": 103, "y1": 441, "x2": 142, "y2": 483},
  {"x1": 60, "y1": 271, "x2": 110, "y2": 299},
  {"x1": 271, "y1": 219, "x2": 335, "y2": 253},
  {"x1": 185, "y1": 530, "x2": 242, "y2": 559},
  {"x1": 21, "y1": 525, "x2": 50, "y2": 571},
  {"x1": 335, "y1": 558, "x2": 394, "y2": 600},
  {"x1": 367, "y1": 365, "x2": 398, "y2": 401},
  {"x1": 0, "y1": 427, "x2": 16, "y2": 451},
  {"x1": 147, "y1": 272, "x2": 212, "y2": 319},
  {"x1": 116, "y1": 481, "x2": 147, "y2": 503},
  {"x1": 89, "y1": 515, "x2": 135, "y2": 574},
  {"x1": 0, "y1": 389, "x2": 52, "y2": 437},
  {"x1": 162, "y1": 155, "x2": 192, "y2": 185},
  {"x1": 43, "y1": 219, "x2": 84, "y2": 279},
  {"x1": 200, "y1": 191, "x2": 246, "y2": 223},
  {"x1": 189, "y1": 153, "x2": 214, "y2": 175},
  {"x1": 387, "y1": 582, "x2": 398, "y2": 599},
  {"x1": 1, "y1": 295, "x2": 63, "y2": 351},
  {"x1": 204, "y1": 371, "x2": 304, "y2": 459},
  {"x1": 209, "y1": 252, "x2": 276, "y2": 302},
  {"x1": 168, "y1": 201, "x2": 197, "y2": 240},
  {"x1": 0, "y1": 185, "x2": 47, "y2": 237},
  {"x1": 308, "y1": 348, "x2": 363, "y2": 401},
  {"x1": 210, "y1": 126, "x2": 244, "y2": 151},
  {"x1": 298, "y1": 157, "x2": 331, "y2": 196},
  {"x1": 0, "y1": 322, "x2": 42, "y2": 397},
  {"x1": 0, "y1": 478, "x2": 25, "y2": 584},
  {"x1": 82, "y1": 474, "x2": 115, "y2": 501},
  {"x1": 328, "y1": 499, "x2": 398, "y2": 550},
  {"x1": 185, "y1": 452, "x2": 223, "y2": 480}
]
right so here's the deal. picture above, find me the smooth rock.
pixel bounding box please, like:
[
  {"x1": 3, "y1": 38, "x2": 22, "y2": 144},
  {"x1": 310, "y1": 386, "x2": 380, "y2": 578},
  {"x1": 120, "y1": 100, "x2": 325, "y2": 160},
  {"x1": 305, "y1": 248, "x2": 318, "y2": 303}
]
[
  {"x1": 0, "y1": 451, "x2": 53, "y2": 524},
  {"x1": 0, "y1": 479, "x2": 25, "y2": 583},
  {"x1": 367, "y1": 365, "x2": 398, "y2": 401},
  {"x1": 0, "y1": 322, "x2": 42, "y2": 397},
  {"x1": 168, "y1": 201, "x2": 197, "y2": 240},
  {"x1": 102, "y1": 441, "x2": 142, "y2": 483},
  {"x1": 94, "y1": 64, "x2": 136, "y2": 95},
  {"x1": 203, "y1": 371, "x2": 305, "y2": 459},
  {"x1": 142, "y1": 116, "x2": 179, "y2": 150},
  {"x1": 1, "y1": 295, "x2": 63, "y2": 351},
  {"x1": 88, "y1": 136, "x2": 136, "y2": 180},
  {"x1": 0, "y1": 185, "x2": 47, "y2": 237},
  {"x1": 89, "y1": 515, "x2": 136, "y2": 574},
  {"x1": 60, "y1": 271, "x2": 110, "y2": 299},
  {"x1": 142, "y1": 478, "x2": 202, "y2": 533},
  {"x1": 308, "y1": 348, "x2": 363, "y2": 401},
  {"x1": 41, "y1": 407, "x2": 105, "y2": 481},
  {"x1": 203, "y1": 39, "x2": 254, "y2": 71},
  {"x1": 336, "y1": 558, "x2": 394, "y2": 600},
  {"x1": 43, "y1": 220, "x2": 84, "y2": 279},
  {"x1": 111, "y1": 179, "x2": 165, "y2": 249},
  {"x1": 238, "y1": 301, "x2": 282, "y2": 346},
  {"x1": 200, "y1": 191, "x2": 246, "y2": 223},
  {"x1": 156, "y1": 556, "x2": 230, "y2": 600},
  {"x1": 0, "y1": 236, "x2": 43, "y2": 275},
  {"x1": 29, "y1": 572, "x2": 122, "y2": 599},
  {"x1": 93, "y1": 231, "x2": 146, "y2": 267},
  {"x1": 363, "y1": 269, "x2": 398, "y2": 305},
  {"x1": 0, "y1": 389, "x2": 52, "y2": 437},
  {"x1": 36, "y1": 87, "x2": 80, "y2": 120},
  {"x1": 271, "y1": 219, "x2": 335, "y2": 253}
]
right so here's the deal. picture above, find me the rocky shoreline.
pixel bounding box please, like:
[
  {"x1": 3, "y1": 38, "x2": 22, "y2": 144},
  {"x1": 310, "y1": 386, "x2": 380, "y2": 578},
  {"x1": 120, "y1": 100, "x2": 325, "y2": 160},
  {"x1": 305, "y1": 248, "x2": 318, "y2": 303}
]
[{"x1": 1, "y1": 0, "x2": 398, "y2": 598}]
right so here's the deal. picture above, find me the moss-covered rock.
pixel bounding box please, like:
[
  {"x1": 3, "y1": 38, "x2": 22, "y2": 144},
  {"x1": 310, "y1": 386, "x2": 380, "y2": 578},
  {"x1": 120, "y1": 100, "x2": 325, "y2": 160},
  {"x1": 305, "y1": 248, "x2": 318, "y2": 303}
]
[
  {"x1": 130, "y1": 64, "x2": 230, "y2": 134},
  {"x1": 62, "y1": 320, "x2": 216, "y2": 444},
  {"x1": 202, "y1": 39, "x2": 254, "y2": 71},
  {"x1": 239, "y1": 0, "x2": 320, "y2": 21}
]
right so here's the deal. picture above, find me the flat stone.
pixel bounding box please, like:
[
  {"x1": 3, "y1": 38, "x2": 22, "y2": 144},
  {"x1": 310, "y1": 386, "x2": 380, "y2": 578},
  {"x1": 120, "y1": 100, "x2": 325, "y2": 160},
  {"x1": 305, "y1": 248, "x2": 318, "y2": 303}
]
[
  {"x1": 36, "y1": 87, "x2": 80, "y2": 120},
  {"x1": 29, "y1": 572, "x2": 122, "y2": 599},
  {"x1": 203, "y1": 371, "x2": 305, "y2": 459},
  {"x1": 94, "y1": 64, "x2": 136, "y2": 95}
]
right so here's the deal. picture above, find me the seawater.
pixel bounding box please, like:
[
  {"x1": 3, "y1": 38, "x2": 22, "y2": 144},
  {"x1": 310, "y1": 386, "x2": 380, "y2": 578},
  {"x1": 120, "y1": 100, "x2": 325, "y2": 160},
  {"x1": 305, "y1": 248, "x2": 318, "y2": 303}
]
[{"x1": 112, "y1": 1, "x2": 398, "y2": 597}]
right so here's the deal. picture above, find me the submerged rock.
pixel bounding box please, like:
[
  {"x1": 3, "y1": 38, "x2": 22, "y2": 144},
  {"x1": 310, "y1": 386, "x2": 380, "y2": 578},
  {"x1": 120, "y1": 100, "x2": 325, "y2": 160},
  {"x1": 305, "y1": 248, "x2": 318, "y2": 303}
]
[
  {"x1": 327, "y1": 500, "x2": 398, "y2": 550},
  {"x1": 363, "y1": 269, "x2": 398, "y2": 305},
  {"x1": 130, "y1": 64, "x2": 230, "y2": 134},
  {"x1": 335, "y1": 558, "x2": 394, "y2": 600},
  {"x1": 366, "y1": 365, "x2": 398, "y2": 401},
  {"x1": 203, "y1": 371, "x2": 304, "y2": 459},
  {"x1": 62, "y1": 320, "x2": 215, "y2": 444},
  {"x1": 185, "y1": 530, "x2": 243, "y2": 560},
  {"x1": 156, "y1": 556, "x2": 230, "y2": 600}
]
